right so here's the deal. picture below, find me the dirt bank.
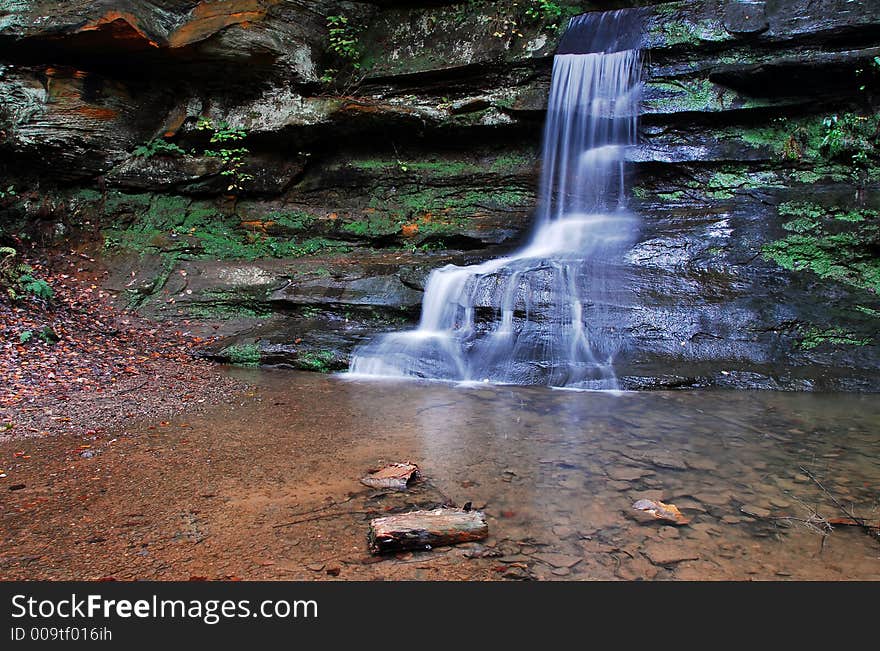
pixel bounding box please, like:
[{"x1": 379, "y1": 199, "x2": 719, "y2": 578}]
[{"x1": 1, "y1": 249, "x2": 245, "y2": 441}]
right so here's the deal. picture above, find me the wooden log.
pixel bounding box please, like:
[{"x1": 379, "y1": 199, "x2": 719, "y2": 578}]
[{"x1": 369, "y1": 508, "x2": 488, "y2": 554}]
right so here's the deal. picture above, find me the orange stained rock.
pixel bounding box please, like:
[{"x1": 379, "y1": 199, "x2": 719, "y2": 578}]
[
  {"x1": 401, "y1": 223, "x2": 419, "y2": 238},
  {"x1": 341, "y1": 101, "x2": 386, "y2": 115},
  {"x1": 44, "y1": 66, "x2": 88, "y2": 79},
  {"x1": 79, "y1": 12, "x2": 159, "y2": 48},
  {"x1": 240, "y1": 220, "x2": 275, "y2": 232},
  {"x1": 161, "y1": 104, "x2": 190, "y2": 138},
  {"x1": 74, "y1": 106, "x2": 120, "y2": 121},
  {"x1": 168, "y1": 0, "x2": 281, "y2": 48}
]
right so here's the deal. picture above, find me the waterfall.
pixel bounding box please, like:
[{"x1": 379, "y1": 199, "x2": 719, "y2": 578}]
[{"x1": 349, "y1": 10, "x2": 642, "y2": 389}]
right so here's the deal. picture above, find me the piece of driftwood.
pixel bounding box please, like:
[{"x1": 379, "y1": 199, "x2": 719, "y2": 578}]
[
  {"x1": 360, "y1": 462, "x2": 420, "y2": 490},
  {"x1": 369, "y1": 508, "x2": 488, "y2": 554}
]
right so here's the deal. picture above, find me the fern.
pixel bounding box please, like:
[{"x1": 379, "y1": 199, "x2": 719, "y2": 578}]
[
  {"x1": 132, "y1": 139, "x2": 186, "y2": 158},
  {"x1": 17, "y1": 272, "x2": 54, "y2": 300}
]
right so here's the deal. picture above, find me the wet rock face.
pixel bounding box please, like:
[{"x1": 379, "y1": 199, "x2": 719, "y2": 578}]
[{"x1": 1, "y1": 0, "x2": 879, "y2": 389}]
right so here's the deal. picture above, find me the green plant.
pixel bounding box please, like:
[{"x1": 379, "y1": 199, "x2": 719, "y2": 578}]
[
  {"x1": 1, "y1": 247, "x2": 53, "y2": 302},
  {"x1": 525, "y1": 0, "x2": 563, "y2": 30},
  {"x1": 856, "y1": 56, "x2": 880, "y2": 91},
  {"x1": 301, "y1": 306, "x2": 321, "y2": 318},
  {"x1": 820, "y1": 113, "x2": 878, "y2": 168},
  {"x1": 37, "y1": 326, "x2": 59, "y2": 343},
  {"x1": 196, "y1": 118, "x2": 255, "y2": 192},
  {"x1": 327, "y1": 15, "x2": 361, "y2": 68},
  {"x1": 17, "y1": 272, "x2": 53, "y2": 300},
  {"x1": 132, "y1": 139, "x2": 186, "y2": 158},
  {"x1": 0, "y1": 185, "x2": 16, "y2": 200},
  {"x1": 19, "y1": 330, "x2": 32, "y2": 343}
]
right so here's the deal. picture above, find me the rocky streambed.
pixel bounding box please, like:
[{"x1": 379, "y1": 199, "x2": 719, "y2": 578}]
[{"x1": 1, "y1": 370, "x2": 878, "y2": 580}]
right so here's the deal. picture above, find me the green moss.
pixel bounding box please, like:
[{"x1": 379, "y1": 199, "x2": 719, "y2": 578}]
[
  {"x1": 224, "y1": 343, "x2": 261, "y2": 366},
  {"x1": 762, "y1": 204, "x2": 880, "y2": 293},
  {"x1": 297, "y1": 350, "x2": 335, "y2": 373},
  {"x1": 675, "y1": 169, "x2": 785, "y2": 200},
  {"x1": 274, "y1": 211, "x2": 316, "y2": 230},
  {"x1": 655, "y1": 22, "x2": 703, "y2": 47},
  {"x1": 350, "y1": 158, "x2": 484, "y2": 176},
  {"x1": 710, "y1": 170, "x2": 781, "y2": 191},
  {"x1": 797, "y1": 326, "x2": 871, "y2": 350},
  {"x1": 186, "y1": 304, "x2": 272, "y2": 319},
  {"x1": 349, "y1": 159, "x2": 397, "y2": 171},
  {"x1": 343, "y1": 215, "x2": 400, "y2": 237},
  {"x1": 721, "y1": 113, "x2": 879, "y2": 180},
  {"x1": 408, "y1": 160, "x2": 482, "y2": 175},
  {"x1": 102, "y1": 193, "x2": 347, "y2": 261},
  {"x1": 365, "y1": 185, "x2": 529, "y2": 228},
  {"x1": 646, "y1": 79, "x2": 722, "y2": 113},
  {"x1": 72, "y1": 188, "x2": 104, "y2": 203},
  {"x1": 489, "y1": 153, "x2": 534, "y2": 172},
  {"x1": 745, "y1": 113, "x2": 880, "y2": 171},
  {"x1": 788, "y1": 170, "x2": 820, "y2": 184},
  {"x1": 740, "y1": 124, "x2": 788, "y2": 154},
  {"x1": 103, "y1": 191, "x2": 154, "y2": 218}
]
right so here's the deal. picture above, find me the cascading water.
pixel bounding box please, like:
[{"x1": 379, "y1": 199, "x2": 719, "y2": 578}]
[{"x1": 349, "y1": 10, "x2": 642, "y2": 389}]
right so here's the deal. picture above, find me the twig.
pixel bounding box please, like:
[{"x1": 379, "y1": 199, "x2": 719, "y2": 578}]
[
  {"x1": 283, "y1": 494, "x2": 357, "y2": 519},
  {"x1": 799, "y1": 466, "x2": 879, "y2": 543},
  {"x1": 769, "y1": 515, "x2": 831, "y2": 533},
  {"x1": 785, "y1": 492, "x2": 834, "y2": 539},
  {"x1": 711, "y1": 412, "x2": 788, "y2": 442},
  {"x1": 272, "y1": 510, "x2": 370, "y2": 529},
  {"x1": 116, "y1": 381, "x2": 148, "y2": 394}
]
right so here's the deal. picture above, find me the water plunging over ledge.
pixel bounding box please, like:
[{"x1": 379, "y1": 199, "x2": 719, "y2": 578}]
[{"x1": 350, "y1": 11, "x2": 643, "y2": 389}]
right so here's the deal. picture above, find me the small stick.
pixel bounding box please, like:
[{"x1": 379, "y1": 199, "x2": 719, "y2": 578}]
[
  {"x1": 272, "y1": 510, "x2": 369, "y2": 529},
  {"x1": 283, "y1": 494, "x2": 357, "y2": 519},
  {"x1": 799, "y1": 466, "x2": 879, "y2": 543}
]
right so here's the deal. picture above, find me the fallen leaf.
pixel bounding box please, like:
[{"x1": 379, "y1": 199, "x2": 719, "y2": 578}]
[{"x1": 632, "y1": 499, "x2": 690, "y2": 526}]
